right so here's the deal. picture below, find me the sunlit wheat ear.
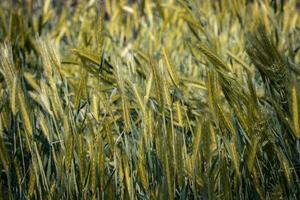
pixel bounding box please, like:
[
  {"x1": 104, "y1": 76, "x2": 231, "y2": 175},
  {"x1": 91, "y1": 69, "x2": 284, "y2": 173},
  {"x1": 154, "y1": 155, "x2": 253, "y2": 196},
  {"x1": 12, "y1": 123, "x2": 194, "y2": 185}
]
[
  {"x1": 24, "y1": 72, "x2": 41, "y2": 92},
  {"x1": 91, "y1": 93, "x2": 99, "y2": 121},
  {"x1": 27, "y1": 165, "x2": 36, "y2": 199},
  {"x1": 195, "y1": 43, "x2": 230, "y2": 71},
  {"x1": 38, "y1": 114, "x2": 50, "y2": 142},
  {"x1": 114, "y1": 63, "x2": 131, "y2": 132},
  {"x1": 10, "y1": 76, "x2": 18, "y2": 115},
  {"x1": 162, "y1": 47, "x2": 180, "y2": 89},
  {"x1": 0, "y1": 43, "x2": 19, "y2": 116},
  {"x1": 0, "y1": 43, "x2": 15, "y2": 88},
  {"x1": 77, "y1": 134, "x2": 85, "y2": 188},
  {"x1": 150, "y1": 56, "x2": 164, "y2": 112},
  {"x1": 18, "y1": 91, "x2": 32, "y2": 136},
  {"x1": 228, "y1": 142, "x2": 241, "y2": 177},
  {"x1": 246, "y1": 136, "x2": 259, "y2": 172},
  {"x1": 192, "y1": 121, "x2": 202, "y2": 167},
  {"x1": 65, "y1": 135, "x2": 73, "y2": 173},
  {"x1": 91, "y1": 147, "x2": 97, "y2": 195},
  {"x1": 292, "y1": 84, "x2": 300, "y2": 139},
  {"x1": 127, "y1": 80, "x2": 145, "y2": 113}
]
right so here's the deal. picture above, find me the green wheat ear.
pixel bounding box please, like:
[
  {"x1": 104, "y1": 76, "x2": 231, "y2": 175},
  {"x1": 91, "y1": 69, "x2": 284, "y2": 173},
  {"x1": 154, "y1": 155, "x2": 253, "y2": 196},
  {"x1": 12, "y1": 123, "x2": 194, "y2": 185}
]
[{"x1": 246, "y1": 25, "x2": 289, "y2": 106}]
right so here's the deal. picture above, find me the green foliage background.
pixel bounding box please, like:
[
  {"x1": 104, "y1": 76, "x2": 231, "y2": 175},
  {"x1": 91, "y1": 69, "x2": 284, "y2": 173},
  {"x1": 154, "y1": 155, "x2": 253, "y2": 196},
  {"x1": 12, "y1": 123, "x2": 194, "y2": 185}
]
[{"x1": 0, "y1": 0, "x2": 299, "y2": 199}]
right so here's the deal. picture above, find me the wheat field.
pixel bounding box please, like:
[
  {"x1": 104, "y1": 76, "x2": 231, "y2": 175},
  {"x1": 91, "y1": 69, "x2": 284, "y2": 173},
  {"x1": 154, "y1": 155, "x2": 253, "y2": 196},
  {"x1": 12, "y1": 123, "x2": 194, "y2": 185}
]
[{"x1": 0, "y1": 0, "x2": 299, "y2": 199}]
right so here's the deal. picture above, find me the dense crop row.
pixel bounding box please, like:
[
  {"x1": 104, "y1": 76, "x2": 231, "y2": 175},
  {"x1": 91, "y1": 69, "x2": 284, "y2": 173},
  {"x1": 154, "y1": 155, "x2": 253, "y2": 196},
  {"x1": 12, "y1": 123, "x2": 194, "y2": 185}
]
[{"x1": 0, "y1": 0, "x2": 299, "y2": 199}]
